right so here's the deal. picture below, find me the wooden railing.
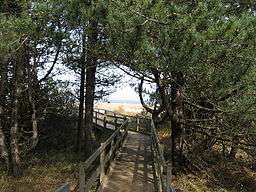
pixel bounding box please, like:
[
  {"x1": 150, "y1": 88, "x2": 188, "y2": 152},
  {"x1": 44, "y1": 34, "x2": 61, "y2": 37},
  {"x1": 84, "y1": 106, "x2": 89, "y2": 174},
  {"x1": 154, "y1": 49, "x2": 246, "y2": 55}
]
[
  {"x1": 57, "y1": 109, "x2": 173, "y2": 192},
  {"x1": 151, "y1": 119, "x2": 173, "y2": 192},
  {"x1": 79, "y1": 113, "x2": 128, "y2": 192},
  {"x1": 94, "y1": 108, "x2": 151, "y2": 134},
  {"x1": 93, "y1": 109, "x2": 126, "y2": 129}
]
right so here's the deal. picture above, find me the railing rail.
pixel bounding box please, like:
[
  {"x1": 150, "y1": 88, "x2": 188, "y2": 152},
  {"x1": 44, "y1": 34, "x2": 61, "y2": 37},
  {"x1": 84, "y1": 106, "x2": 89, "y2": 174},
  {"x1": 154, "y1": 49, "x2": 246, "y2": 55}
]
[
  {"x1": 93, "y1": 109, "x2": 127, "y2": 129},
  {"x1": 94, "y1": 108, "x2": 151, "y2": 134},
  {"x1": 79, "y1": 111, "x2": 128, "y2": 192},
  {"x1": 151, "y1": 119, "x2": 173, "y2": 192},
  {"x1": 57, "y1": 109, "x2": 173, "y2": 192}
]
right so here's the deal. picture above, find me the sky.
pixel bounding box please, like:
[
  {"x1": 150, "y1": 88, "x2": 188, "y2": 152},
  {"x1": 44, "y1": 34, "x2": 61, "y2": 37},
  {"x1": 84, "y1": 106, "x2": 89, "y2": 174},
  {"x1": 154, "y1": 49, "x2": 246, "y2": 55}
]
[
  {"x1": 107, "y1": 66, "x2": 141, "y2": 103},
  {"x1": 108, "y1": 85, "x2": 140, "y2": 103},
  {"x1": 40, "y1": 63, "x2": 142, "y2": 104}
]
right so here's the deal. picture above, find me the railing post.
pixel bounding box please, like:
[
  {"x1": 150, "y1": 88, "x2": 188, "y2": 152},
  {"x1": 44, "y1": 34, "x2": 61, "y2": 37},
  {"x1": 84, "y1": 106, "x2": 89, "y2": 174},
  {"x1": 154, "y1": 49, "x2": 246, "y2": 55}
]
[
  {"x1": 100, "y1": 143, "x2": 106, "y2": 184},
  {"x1": 114, "y1": 113, "x2": 117, "y2": 129},
  {"x1": 95, "y1": 111, "x2": 98, "y2": 125},
  {"x1": 103, "y1": 110, "x2": 107, "y2": 129},
  {"x1": 136, "y1": 116, "x2": 140, "y2": 132},
  {"x1": 121, "y1": 120, "x2": 127, "y2": 145},
  {"x1": 79, "y1": 164, "x2": 85, "y2": 192}
]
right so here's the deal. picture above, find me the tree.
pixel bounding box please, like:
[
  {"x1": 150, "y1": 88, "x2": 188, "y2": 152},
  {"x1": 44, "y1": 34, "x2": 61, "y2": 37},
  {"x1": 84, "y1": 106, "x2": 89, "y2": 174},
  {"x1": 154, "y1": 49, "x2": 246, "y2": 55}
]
[
  {"x1": 60, "y1": 0, "x2": 121, "y2": 157},
  {"x1": 106, "y1": 0, "x2": 256, "y2": 160},
  {"x1": 0, "y1": 0, "x2": 65, "y2": 176}
]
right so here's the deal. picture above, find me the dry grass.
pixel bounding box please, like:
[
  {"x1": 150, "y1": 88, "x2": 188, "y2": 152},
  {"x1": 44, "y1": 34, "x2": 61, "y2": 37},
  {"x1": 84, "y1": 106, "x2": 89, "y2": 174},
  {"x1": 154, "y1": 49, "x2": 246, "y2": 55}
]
[
  {"x1": 172, "y1": 152, "x2": 256, "y2": 192},
  {"x1": 0, "y1": 150, "x2": 79, "y2": 192},
  {"x1": 0, "y1": 129, "x2": 114, "y2": 192},
  {"x1": 156, "y1": 127, "x2": 256, "y2": 192}
]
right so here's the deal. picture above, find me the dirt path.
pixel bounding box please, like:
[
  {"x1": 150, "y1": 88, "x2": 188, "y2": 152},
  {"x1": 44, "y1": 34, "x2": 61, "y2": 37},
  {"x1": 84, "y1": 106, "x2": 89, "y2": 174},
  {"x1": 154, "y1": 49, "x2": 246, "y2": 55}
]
[{"x1": 100, "y1": 131, "x2": 155, "y2": 192}]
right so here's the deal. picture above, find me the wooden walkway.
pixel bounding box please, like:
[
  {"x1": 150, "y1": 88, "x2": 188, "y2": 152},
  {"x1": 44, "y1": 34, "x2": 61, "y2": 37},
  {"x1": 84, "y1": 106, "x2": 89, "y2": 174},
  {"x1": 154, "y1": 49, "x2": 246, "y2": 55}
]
[
  {"x1": 100, "y1": 131, "x2": 155, "y2": 192},
  {"x1": 76, "y1": 109, "x2": 172, "y2": 192}
]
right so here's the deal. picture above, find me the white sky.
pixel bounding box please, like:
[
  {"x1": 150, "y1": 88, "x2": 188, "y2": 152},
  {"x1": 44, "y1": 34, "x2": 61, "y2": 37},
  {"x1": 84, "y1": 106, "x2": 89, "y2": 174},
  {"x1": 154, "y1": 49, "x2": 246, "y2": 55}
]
[
  {"x1": 109, "y1": 85, "x2": 140, "y2": 102},
  {"x1": 40, "y1": 63, "x2": 142, "y2": 103}
]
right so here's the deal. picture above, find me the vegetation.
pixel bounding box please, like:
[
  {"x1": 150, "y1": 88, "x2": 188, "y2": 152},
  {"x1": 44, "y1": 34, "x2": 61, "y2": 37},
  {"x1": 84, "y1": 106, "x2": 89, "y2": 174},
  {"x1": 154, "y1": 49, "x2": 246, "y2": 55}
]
[
  {"x1": 0, "y1": 0, "x2": 255, "y2": 191},
  {"x1": 0, "y1": 150, "x2": 79, "y2": 192}
]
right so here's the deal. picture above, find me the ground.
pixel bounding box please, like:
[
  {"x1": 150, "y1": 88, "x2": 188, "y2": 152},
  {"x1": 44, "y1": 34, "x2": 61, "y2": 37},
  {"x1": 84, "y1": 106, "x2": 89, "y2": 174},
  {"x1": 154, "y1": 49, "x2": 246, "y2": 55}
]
[
  {"x1": 158, "y1": 128, "x2": 256, "y2": 192},
  {"x1": 0, "y1": 150, "x2": 78, "y2": 192},
  {"x1": 172, "y1": 151, "x2": 256, "y2": 192},
  {"x1": 0, "y1": 129, "x2": 113, "y2": 192},
  {"x1": 1, "y1": 104, "x2": 255, "y2": 192}
]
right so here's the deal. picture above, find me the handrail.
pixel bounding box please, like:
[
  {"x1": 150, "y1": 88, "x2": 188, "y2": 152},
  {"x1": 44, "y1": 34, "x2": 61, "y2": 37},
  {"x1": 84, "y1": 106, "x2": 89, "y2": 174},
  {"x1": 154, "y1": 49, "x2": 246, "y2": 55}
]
[
  {"x1": 93, "y1": 109, "x2": 126, "y2": 130},
  {"x1": 94, "y1": 109, "x2": 152, "y2": 134},
  {"x1": 79, "y1": 113, "x2": 129, "y2": 192},
  {"x1": 57, "y1": 109, "x2": 173, "y2": 192},
  {"x1": 95, "y1": 108, "x2": 151, "y2": 120},
  {"x1": 94, "y1": 108, "x2": 127, "y2": 119},
  {"x1": 151, "y1": 119, "x2": 173, "y2": 192}
]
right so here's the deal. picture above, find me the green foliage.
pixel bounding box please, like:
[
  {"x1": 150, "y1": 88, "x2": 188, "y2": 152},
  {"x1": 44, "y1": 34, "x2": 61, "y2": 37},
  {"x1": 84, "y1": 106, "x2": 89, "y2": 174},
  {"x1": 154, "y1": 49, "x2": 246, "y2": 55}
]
[
  {"x1": 106, "y1": 0, "x2": 256, "y2": 134},
  {"x1": 0, "y1": 15, "x2": 33, "y2": 57},
  {"x1": 42, "y1": 79, "x2": 78, "y2": 118}
]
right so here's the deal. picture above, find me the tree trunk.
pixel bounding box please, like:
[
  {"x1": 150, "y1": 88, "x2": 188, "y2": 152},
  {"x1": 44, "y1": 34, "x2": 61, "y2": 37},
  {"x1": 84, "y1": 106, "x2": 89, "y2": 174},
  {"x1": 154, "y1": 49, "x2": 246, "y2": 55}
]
[
  {"x1": 77, "y1": 34, "x2": 86, "y2": 154},
  {"x1": 0, "y1": 62, "x2": 9, "y2": 170},
  {"x1": 171, "y1": 72, "x2": 185, "y2": 159},
  {"x1": 84, "y1": 19, "x2": 98, "y2": 156},
  {"x1": 0, "y1": 126, "x2": 8, "y2": 166},
  {"x1": 10, "y1": 61, "x2": 22, "y2": 177},
  {"x1": 2, "y1": 1, "x2": 23, "y2": 176},
  {"x1": 27, "y1": 60, "x2": 38, "y2": 150}
]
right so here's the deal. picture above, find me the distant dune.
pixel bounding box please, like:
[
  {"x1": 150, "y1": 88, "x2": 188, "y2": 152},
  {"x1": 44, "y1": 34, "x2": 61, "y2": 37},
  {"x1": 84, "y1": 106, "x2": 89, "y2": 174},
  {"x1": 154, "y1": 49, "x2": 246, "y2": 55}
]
[{"x1": 95, "y1": 102, "x2": 144, "y2": 115}]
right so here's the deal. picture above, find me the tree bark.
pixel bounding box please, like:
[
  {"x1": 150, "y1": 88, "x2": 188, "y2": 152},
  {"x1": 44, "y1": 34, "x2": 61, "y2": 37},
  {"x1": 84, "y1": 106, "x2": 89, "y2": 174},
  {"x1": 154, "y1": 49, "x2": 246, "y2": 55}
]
[
  {"x1": 10, "y1": 61, "x2": 22, "y2": 177},
  {"x1": 27, "y1": 60, "x2": 38, "y2": 150},
  {"x1": 84, "y1": 19, "x2": 98, "y2": 156},
  {"x1": 0, "y1": 62, "x2": 9, "y2": 171},
  {"x1": 77, "y1": 34, "x2": 86, "y2": 154},
  {"x1": 171, "y1": 72, "x2": 185, "y2": 159}
]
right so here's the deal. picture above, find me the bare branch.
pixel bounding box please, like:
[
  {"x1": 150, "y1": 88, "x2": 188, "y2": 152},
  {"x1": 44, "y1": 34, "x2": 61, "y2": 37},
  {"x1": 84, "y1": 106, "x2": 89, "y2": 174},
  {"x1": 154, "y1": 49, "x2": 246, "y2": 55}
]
[
  {"x1": 184, "y1": 100, "x2": 223, "y2": 113},
  {"x1": 138, "y1": 77, "x2": 154, "y2": 114},
  {"x1": 38, "y1": 43, "x2": 62, "y2": 83}
]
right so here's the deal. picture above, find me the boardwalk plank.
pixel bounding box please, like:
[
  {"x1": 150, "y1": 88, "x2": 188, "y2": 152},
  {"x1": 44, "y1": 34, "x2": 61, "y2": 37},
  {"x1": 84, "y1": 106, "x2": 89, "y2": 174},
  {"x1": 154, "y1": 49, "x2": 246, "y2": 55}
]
[{"x1": 100, "y1": 132, "x2": 155, "y2": 192}]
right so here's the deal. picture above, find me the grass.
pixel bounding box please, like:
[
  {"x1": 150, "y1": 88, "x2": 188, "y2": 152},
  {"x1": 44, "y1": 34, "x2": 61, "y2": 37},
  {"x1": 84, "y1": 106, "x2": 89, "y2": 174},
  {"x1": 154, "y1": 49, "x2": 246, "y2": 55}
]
[
  {"x1": 0, "y1": 150, "x2": 79, "y2": 192},
  {"x1": 0, "y1": 129, "x2": 114, "y2": 192},
  {"x1": 157, "y1": 127, "x2": 256, "y2": 192},
  {"x1": 172, "y1": 150, "x2": 256, "y2": 192}
]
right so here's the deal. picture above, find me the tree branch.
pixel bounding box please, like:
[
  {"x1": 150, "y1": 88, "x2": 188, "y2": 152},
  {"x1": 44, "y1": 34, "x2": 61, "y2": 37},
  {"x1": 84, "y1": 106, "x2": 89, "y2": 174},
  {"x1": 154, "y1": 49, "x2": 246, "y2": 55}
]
[
  {"x1": 138, "y1": 77, "x2": 154, "y2": 114},
  {"x1": 184, "y1": 100, "x2": 223, "y2": 113},
  {"x1": 38, "y1": 43, "x2": 62, "y2": 83}
]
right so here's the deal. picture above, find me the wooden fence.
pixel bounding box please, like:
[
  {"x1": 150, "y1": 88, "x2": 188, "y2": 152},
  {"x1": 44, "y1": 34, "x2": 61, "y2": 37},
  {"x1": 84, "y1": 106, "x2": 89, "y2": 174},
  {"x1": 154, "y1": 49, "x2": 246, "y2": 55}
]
[
  {"x1": 56, "y1": 109, "x2": 174, "y2": 192},
  {"x1": 94, "y1": 108, "x2": 151, "y2": 133},
  {"x1": 93, "y1": 109, "x2": 126, "y2": 129},
  {"x1": 79, "y1": 114, "x2": 128, "y2": 192},
  {"x1": 55, "y1": 109, "x2": 128, "y2": 192},
  {"x1": 151, "y1": 119, "x2": 173, "y2": 192}
]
